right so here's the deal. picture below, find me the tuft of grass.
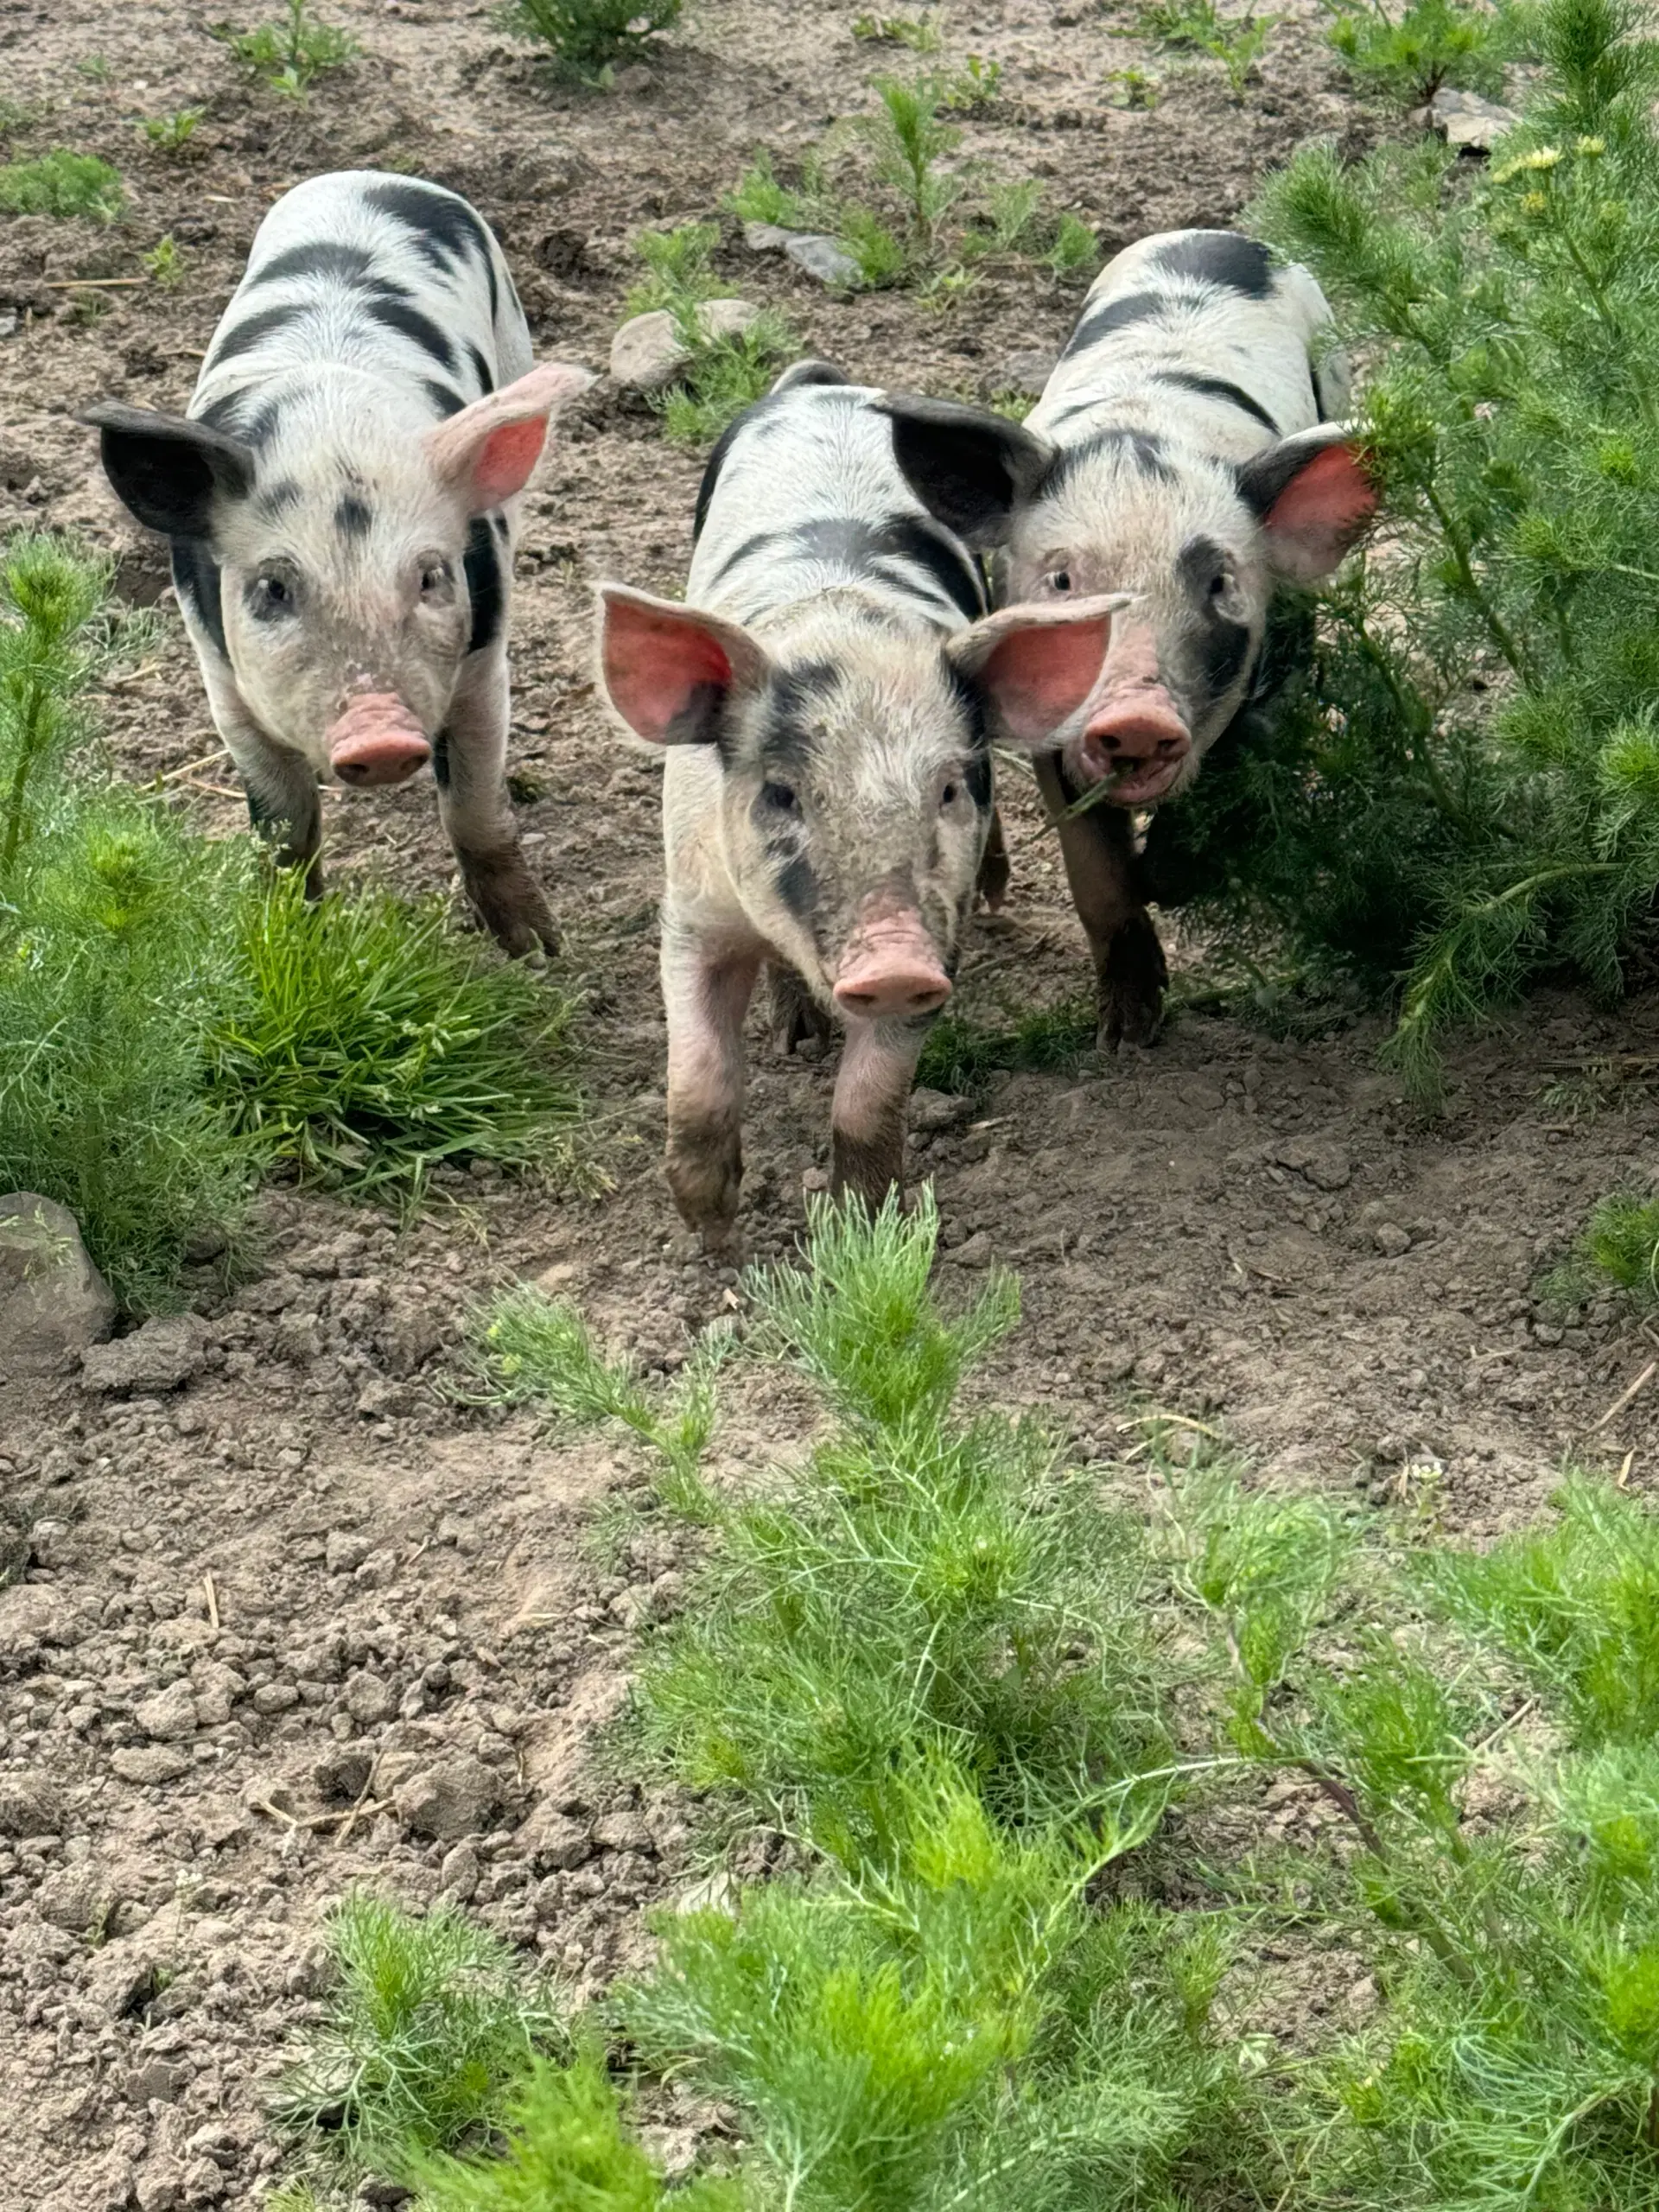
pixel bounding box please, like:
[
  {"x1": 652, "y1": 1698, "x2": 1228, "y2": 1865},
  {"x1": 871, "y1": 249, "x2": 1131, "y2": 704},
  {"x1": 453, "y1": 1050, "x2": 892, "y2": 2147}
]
[
  {"x1": 143, "y1": 234, "x2": 181, "y2": 285},
  {"x1": 1325, "y1": 0, "x2": 1511, "y2": 102},
  {"x1": 0, "y1": 148, "x2": 124, "y2": 219},
  {"x1": 501, "y1": 0, "x2": 682, "y2": 78},
  {"x1": 275, "y1": 1893, "x2": 566, "y2": 2177},
  {"x1": 916, "y1": 997, "x2": 1097, "y2": 1091},
  {"x1": 1131, "y1": 0, "x2": 1278, "y2": 92},
  {"x1": 226, "y1": 0, "x2": 356, "y2": 97},
  {"x1": 139, "y1": 106, "x2": 206, "y2": 153},
  {"x1": 1104, "y1": 60, "x2": 1163, "y2": 102},
  {"x1": 206, "y1": 873, "x2": 582, "y2": 1210},
  {"x1": 1046, "y1": 208, "x2": 1101, "y2": 276},
  {"x1": 1569, "y1": 1191, "x2": 1659, "y2": 1308},
  {"x1": 626, "y1": 223, "x2": 795, "y2": 444}
]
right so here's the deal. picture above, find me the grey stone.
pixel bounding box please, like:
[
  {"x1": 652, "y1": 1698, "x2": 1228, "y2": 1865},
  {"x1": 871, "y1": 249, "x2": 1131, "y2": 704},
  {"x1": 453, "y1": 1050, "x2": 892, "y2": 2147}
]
[
  {"x1": 0, "y1": 1193, "x2": 115, "y2": 1379},
  {"x1": 86, "y1": 1936, "x2": 163, "y2": 2018},
  {"x1": 35, "y1": 1862, "x2": 111, "y2": 1933},
  {"x1": 783, "y1": 232, "x2": 861, "y2": 286},
  {"x1": 325, "y1": 1530, "x2": 372, "y2": 1575},
  {"x1": 0, "y1": 1770, "x2": 64, "y2": 1834},
  {"x1": 344, "y1": 1671, "x2": 396, "y2": 1726},
  {"x1": 1374, "y1": 1222, "x2": 1412, "y2": 1257},
  {"x1": 134, "y1": 1680, "x2": 200, "y2": 1743},
  {"x1": 356, "y1": 1376, "x2": 413, "y2": 1420},
  {"x1": 998, "y1": 348, "x2": 1058, "y2": 397},
  {"x1": 948, "y1": 1230, "x2": 995, "y2": 1268},
  {"x1": 0, "y1": 312, "x2": 17, "y2": 341},
  {"x1": 518, "y1": 1801, "x2": 594, "y2": 1872},
  {"x1": 314, "y1": 1745, "x2": 374, "y2": 1802},
  {"x1": 235, "y1": 1273, "x2": 301, "y2": 1315},
  {"x1": 111, "y1": 1745, "x2": 193, "y2": 1785},
  {"x1": 743, "y1": 220, "x2": 792, "y2": 252},
  {"x1": 392, "y1": 1756, "x2": 503, "y2": 1841},
  {"x1": 1273, "y1": 1138, "x2": 1352, "y2": 1191},
  {"x1": 908, "y1": 1088, "x2": 972, "y2": 1132},
  {"x1": 593, "y1": 1807, "x2": 654, "y2": 1855},
  {"x1": 1427, "y1": 86, "x2": 1518, "y2": 152},
  {"x1": 438, "y1": 1840, "x2": 480, "y2": 1900},
  {"x1": 81, "y1": 1313, "x2": 207, "y2": 1395},
  {"x1": 251, "y1": 1681, "x2": 299, "y2": 1716},
  {"x1": 610, "y1": 298, "x2": 761, "y2": 392}
]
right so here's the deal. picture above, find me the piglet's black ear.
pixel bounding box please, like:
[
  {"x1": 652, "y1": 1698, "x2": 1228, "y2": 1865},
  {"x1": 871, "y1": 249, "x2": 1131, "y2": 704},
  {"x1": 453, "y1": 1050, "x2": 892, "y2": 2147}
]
[
  {"x1": 77, "y1": 402, "x2": 254, "y2": 539},
  {"x1": 871, "y1": 393, "x2": 1056, "y2": 550}
]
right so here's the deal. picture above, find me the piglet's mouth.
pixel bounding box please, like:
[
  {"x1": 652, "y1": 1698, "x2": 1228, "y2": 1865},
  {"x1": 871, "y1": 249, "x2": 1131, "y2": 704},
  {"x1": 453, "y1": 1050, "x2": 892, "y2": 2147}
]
[
  {"x1": 1080, "y1": 752, "x2": 1185, "y2": 807},
  {"x1": 326, "y1": 693, "x2": 432, "y2": 788}
]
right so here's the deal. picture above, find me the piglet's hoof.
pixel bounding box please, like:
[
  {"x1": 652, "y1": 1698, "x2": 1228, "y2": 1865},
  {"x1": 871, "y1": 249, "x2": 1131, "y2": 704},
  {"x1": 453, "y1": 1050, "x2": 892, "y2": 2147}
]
[{"x1": 1097, "y1": 918, "x2": 1168, "y2": 1052}]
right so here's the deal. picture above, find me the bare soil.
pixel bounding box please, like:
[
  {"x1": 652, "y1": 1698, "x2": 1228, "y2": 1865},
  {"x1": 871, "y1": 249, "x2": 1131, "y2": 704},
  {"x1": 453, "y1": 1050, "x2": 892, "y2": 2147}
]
[{"x1": 3, "y1": 3, "x2": 1656, "y2": 2206}]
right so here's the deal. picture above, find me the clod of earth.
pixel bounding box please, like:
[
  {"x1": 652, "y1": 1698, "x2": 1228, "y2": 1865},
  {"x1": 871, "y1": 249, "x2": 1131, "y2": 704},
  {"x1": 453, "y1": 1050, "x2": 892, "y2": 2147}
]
[
  {"x1": 1426, "y1": 85, "x2": 1518, "y2": 150},
  {"x1": 0, "y1": 1192, "x2": 115, "y2": 1381},
  {"x1": 998, "y1": 347, "x2": 1059, "y2": 396},
  {"x1": 80, "y1": 1313, "x2": 209, "y2": 1395},
  {"x1": 608, "y1": 298, "x2": 761, "y2": 391},
  {"x1": 391, "y1": 1755, "x2": 505, "y2": 1841},
  {"x1": 0, "y1": 1770, "x2": 64, "y2": 1836}
]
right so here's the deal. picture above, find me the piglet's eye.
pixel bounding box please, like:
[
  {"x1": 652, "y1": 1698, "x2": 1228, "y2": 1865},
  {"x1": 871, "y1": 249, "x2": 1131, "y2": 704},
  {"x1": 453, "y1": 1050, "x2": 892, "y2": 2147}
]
[
  {"x1": 1043, "y1": 569, "x2": 1073, "y2": 594},
  {"x1": 760, "y1": 780, "x2": 799, "y2": 815},
  {"x1": 249, "y1": 573, "x2": 296, "y2": 620},
  {"x1": 941, "y1": 780, "x2": 960, "y2": 807},
  {"x1": 420, "y1": 560, "x2": 451, "y2": 595}
]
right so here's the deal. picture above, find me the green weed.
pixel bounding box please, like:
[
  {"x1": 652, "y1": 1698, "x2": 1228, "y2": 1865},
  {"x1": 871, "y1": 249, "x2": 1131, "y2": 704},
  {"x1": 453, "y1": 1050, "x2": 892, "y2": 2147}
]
[
  {"x1": 207, "y1": 873, "x2": 582, "y2": 1210},
  {"x1": 1325, "y1": 0, "x2": 1511, "y2": 102},
  {"x1": 916, "y1": 997, "x2": 1097, "y2": 1091},
  {"x1": 501, "y1": 0, "x2": 681, "y2": 77},
  {"x1": 1570, "y1": 1191, "x2": 1659, "y2": 1307},
  {"x1": 624, "y1": 219, "x2": 721, "y2": 316},
  {"x1": 941, "y1": 52, "x2": 1005, "y2": 108},
  {"x1": 143, "y1": 234, "x2": 181, "y2": 285},
  {"x1": 75, "y1": 54, "x2": 112, "y2": 81},
  {"x1": 1047, "y1": 208, "x2": 1101, "y2": 276},
  {"x1": 1104, "y1": 60, "x2": 1163, "y2": 102},
  {"x1": 0, "y1": 148, "x2": 124, "y2": 219},
  {"x1": 139, "y1": 106, "x2": 206, "y2": 154},
  {"x1": 1132, "y1": 0, "x2": 1278, "y2": 92},
  {"x1": 852, "y1": 10, "x2": 942, "y2": 49},
  {"x1": 275, "y1": 1893, "x2": 565, "y2": 2176},
  {"x1": 626, "y1": 223, "x2": 795, "y2": 443},
  {"x1": 226, "y1": 0, "x2": 356, "y2": 97},
  {"x1": 863, "y1": 73, "x2": 964, "y2": 248}
]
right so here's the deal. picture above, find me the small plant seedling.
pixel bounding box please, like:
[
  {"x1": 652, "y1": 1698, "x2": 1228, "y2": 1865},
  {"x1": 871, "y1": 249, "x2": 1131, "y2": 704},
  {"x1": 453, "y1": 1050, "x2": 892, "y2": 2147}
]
[
  {"x1": 227, "y1": 0, "x2": 357, "y2": 97},
  {"x1": 968, "y1": 175, "x2": 1045, "y2": 254},
  {"x1": 140, "y1": 106, "x2": 207, "y2": 154},
  {"x1": 75, "y1": 54, "x2": 113, "y2": 81},
  {"x1": 1104, "y1": 61, "x2": 1163, "y2": 104},
  {"x1": 1324, "y1": 0, "x2": 1508, "y2": 104},
  {"x1": 1132, "y1": 0, "x2": 1277, "y2": 95},
  {"x1": 940, "y1": 52, "x2": 1004, "y2": 108},
  {"x1": 1048, "y1": 208, "x2": 1100, "y2": 276},
  {"x1": 852, "y1": 10, "x2": 943, "y2": 48},
  {"x1": 625, "y1": 219, "x2": 721, "y2": 317},
  {"x1": 863, "y1": 73, "x2": 963, "y2": 247},
  {"x1": 501, "y1": 0, "x2": 683, "y2": 78},
  {"x1": 0, "y1": 148, "x2": 124, "y2": 220},
  {"x1": 143, "y1": 234, "x2": 181, "y2": 285}
]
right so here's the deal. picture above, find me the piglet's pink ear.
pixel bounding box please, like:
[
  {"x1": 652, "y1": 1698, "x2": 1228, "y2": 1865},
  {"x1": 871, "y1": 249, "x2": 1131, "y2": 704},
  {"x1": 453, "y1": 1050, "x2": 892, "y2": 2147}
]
[
  {"x1": 423, "y1": 362, "x2": 594, "y2": 513},
  {"x1": 948, "y1": 593, "x2": 1131, "y2": 747},
  {"x1": 1237, "y1": 428, "x2": 1377, "y2": 585},
  {"x1": 596, "y1": 583, "x2": 772, "y2": 747}
]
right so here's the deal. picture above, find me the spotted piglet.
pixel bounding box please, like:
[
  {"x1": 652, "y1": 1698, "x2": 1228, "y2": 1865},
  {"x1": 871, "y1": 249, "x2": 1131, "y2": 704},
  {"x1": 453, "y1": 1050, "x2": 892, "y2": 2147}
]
[
  {"x1": 81, "y1": 170, "x2": 591, "y2": 953},
  {"x1": 877, "y1": 228, "x2": 1377, "y2": 1046},
  {"x1": 596, "y1": 361, "x2": 1126, "y2": 1251}
]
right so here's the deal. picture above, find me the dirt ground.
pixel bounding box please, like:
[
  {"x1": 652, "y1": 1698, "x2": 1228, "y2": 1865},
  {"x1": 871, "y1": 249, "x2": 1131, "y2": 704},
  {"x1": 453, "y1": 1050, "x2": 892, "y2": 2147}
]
[{"x1": 3, "y1": 1, "x2": 1657, "y2": 2205}]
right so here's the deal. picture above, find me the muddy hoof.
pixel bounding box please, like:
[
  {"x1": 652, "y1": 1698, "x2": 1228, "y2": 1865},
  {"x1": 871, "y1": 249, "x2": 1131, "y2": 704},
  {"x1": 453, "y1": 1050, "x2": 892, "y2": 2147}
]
[{"x1": 1098, "y1": 916, "x2": 1167, "y2": 1050}]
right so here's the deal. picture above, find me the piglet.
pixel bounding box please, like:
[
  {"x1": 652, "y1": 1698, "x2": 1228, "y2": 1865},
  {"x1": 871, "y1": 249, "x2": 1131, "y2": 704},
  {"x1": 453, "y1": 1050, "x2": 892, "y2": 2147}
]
[
  {"x1": 877, "y1": 228, "x2": 1377, "y2": 1046},
  {"x1": 81, "y1": 169, "x2": 591, "y2": 953},
  {"x1": 596, "y1": 360, "x2": 1126, "y2": 1250}
]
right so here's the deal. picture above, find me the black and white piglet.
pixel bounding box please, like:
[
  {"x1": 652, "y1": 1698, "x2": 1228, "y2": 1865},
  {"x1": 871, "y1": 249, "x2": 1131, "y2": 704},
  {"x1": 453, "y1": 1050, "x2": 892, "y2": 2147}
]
[
  {"x1": 82, "y1": 169, "x2": 590, "y2": 953},
  {"x1": 878, "y1": 228, "x2": 1376, "y2": 1045},
  {"x1": 595, "y1": 361, "x2": 1125, "y2": 1249}
]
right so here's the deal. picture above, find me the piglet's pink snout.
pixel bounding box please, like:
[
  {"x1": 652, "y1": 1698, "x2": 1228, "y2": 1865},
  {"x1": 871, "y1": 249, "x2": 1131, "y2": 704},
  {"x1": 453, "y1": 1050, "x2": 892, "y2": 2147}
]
[
  {"x1": 834, "y1": 912, "x2": 952, "y2": 1021},
  {"x1": 327, "y1": 694, "x2": 432, "y2": 788}
]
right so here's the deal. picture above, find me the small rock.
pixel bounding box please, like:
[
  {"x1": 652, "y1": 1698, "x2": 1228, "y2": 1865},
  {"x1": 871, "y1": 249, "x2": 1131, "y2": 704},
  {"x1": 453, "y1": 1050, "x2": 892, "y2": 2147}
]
[
  {"x1": 908, "y1": 1088, "x2": 972, "y2": 1132},
  {"x1": 609, "y1": 298, "x2": 760, "y2": 392},
  {"x1": 179, "y1": 2158, "x2": 227, "y2": 2204},
  {"x1": 325, "y1": 1530, "x2": 372, "y2": 1574},
  {"x1": 0, "y1": 1193, "x2": 115, "y2": 1380},
  {"x1": 356, "y1": 1376, "x2": 413, "y2": 1420},
  {"x1": 518, "y1": 1802, "x2": 594, "y2": 1872},
  {"x1": 392, "y1": 1756, "x2": 503, "y2": 1842},
  {"x1": 134, "y1": 2161, "x2": 186, "y2": 2212},
  {"x1": 593, "y1": 1807, "x2": 654, "y2": 1855},
  {"x1": 135, "y1": 1680, "x2": 200, "y2": 1743},
  {"x1": 82, "y1": 1313, "x2": 207, "y2": 1395},
  {"x1": 1427, "y1": 86, "x2": 1518, "y2": 152},
  {"x1": 273, "y1": 1311, "x2": 325, "y2": 1363},
  {"x1": 252, "y1": 1681, "x2": 300, "y2": 1717},
  {"x1": 948, "y1": 1230, "x2": 995, "y2": 1268},
  {"x1": 86, "y1": 1936, "x2": 163, "y2": 2019},
  {"x1": 112, "y1": 1745, "x2": 194, "y2": 1785},
  {"x1": 1274, "y1": 1138, "x2": 1351, "y2": 1191},
  {"x1": 344, "y1": 1671, "x2": 396, "y2": 1726},
  {"x1": 1373, "y1": 1222, "x2": 1411, "y2": 1257},
  {"x1": 0, "y1": 311, "x2": 18, "y2": 341},
  {"x1": 997, "y1": 347, "x2": 1057, "y2": 397},
  {"x1": 438, "y1": 1840, "x2": 480, "y2": 1900},
  {"x1": 36, "y1": 1863, "x2": 111, "y2": 1933},
  {"x1": 128, "y1": 2058, "x2": 189, "y2": 2106},
  {"x1": 742, "y1": 220, "x2": 792, "y2": 252},
  {"x1": 236, "y1": 1273, "x2": 301, "y2": 1315},
  {"x1": 0, "y1": 1770, "x2": 64, "y2": 1834},
  {"x1": 783, "y1": 232, "x2": 860, "y2": 286}
]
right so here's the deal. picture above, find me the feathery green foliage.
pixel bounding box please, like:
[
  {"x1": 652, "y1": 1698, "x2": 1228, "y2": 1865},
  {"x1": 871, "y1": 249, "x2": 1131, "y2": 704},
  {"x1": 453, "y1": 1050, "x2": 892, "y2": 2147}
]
[
  {"x1": 916, "y1": 996, "x2": 1097, "y2": 1091},
  {"x1": 502, "y1": 0, "x2": 680, "y2": 76},
  {"x1": 140, "y1": 107, "x2": 207, "y2": 154},
  {"x1": 1181, "y1": 0, "x2": 1659, "y2": 1096},
  {"x1": 1325, "y1": 0, "x2": 1512, "y2": 102},
  {"x1": 207, "y1": 874, "x2": 582, "y2": 1209},
  {"x1": 0, "y1": 148, "x2": 124, "y2": 219},
  {"x1": 275, "y1": 1894, "x2": 565, "y2": 2177},
  {"x1": 1130, "y1": 0, "x2": 1278, "y2": 94},
  {"x1": 626, "y1": 223, "x2": 795, "y2": 444},
  {"x1": 1571, "y1": 1189, "x2": 1659, "y2": 1306}
]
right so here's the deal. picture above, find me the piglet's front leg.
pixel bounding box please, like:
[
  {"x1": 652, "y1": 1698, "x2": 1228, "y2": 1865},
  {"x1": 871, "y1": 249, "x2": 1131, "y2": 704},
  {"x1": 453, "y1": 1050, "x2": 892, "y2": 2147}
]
[
  {"x1": 662, "y1": 923, "x2": 761, "y2": 1251},
  {"x1": 437, "y1": 645, "x2": 557, "y2": 958},
  {"x1": 830, "y1": 1018, "x2": 927, "y2": 1210}
]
